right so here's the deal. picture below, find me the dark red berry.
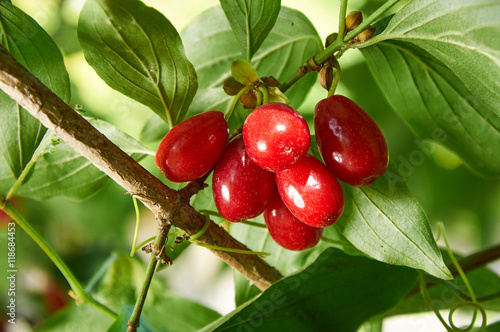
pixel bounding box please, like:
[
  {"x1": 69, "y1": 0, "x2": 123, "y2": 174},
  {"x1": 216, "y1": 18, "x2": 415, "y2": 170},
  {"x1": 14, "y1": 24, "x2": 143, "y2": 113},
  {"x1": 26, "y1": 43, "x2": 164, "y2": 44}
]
[
  {"x1": 314, "y1": 95, "x2": 388, "y2": 187},
  {"x1": 275, "y1": 154, "x2": 344, "y2": 228},
  {"x1": 155, "y1": 111, "x2": 229, "y2": 183},
  {"x1": 264, "y1": 193, "x2": 323, "y2": 251},
  {"x1": 243, "y1": 103, "x2": 310, "y2": 172},
  {"x1": 213, "y1": 135, "x2": 276, "y2": 222}
]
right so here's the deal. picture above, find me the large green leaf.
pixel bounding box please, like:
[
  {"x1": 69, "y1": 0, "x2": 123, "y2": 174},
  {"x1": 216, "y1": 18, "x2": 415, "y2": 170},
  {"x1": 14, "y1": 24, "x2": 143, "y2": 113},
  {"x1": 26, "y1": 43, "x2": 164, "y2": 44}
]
[
  {"x1": 78, "y1": 0, "x2": 198, "y2": 126},
  {"x1": 0, "y1": 119, "x2": 152, "y2": 201},
  {"x1": 181, "y1": 5, "x2": 321, "y2": 116},
  {"x1": 336, "y1": 162, "x2": 452, "y2": 280},
  {"x1": 0, "y1": 1, "x2": 70, "y2": 178},
  {"x1": 361, "y1": 42, "x2": 500, "y2": 176},
  {"x1": 229, "y1": 214, "x2": 359, "y2": 306},
  {"x1": 220, "y1": 0, "x2": 281, "y2": 60},
  {"x1": 202, "y1": 248, "x2": 417, "y2": 332},
  {"x1": 360, "y1": 0, "x2": 500, "y2": 115}
]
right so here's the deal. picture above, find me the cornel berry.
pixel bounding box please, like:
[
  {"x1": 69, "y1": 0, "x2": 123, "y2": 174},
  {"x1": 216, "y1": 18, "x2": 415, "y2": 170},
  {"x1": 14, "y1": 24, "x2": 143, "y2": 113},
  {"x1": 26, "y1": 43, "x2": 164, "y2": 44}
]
[
  {"x1": 314, "y1": 95, "x2": 388, "y2": 187},
  {"x1": 155, "y1": 111, "x2": 229, "y2": 183},
  {"x1": 264, "y1": 193, "x2": 323, "y2": 251},
  {"x1": 243, "y1": 103, "x2": 310, "y2": 172},
  {"x1": 212, "y1": 135, "x2": 276, "y2": 222},
  {"x1": 275, "y1": 154, "x2": 344, "y2": 228}
]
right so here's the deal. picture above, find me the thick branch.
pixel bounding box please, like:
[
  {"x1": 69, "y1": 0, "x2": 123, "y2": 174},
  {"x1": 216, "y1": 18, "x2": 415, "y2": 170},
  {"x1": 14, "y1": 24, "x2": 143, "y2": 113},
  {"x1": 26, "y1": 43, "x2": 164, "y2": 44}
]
[{"x1": 0, "y1": 44, "x2": 282, "y2": 290}]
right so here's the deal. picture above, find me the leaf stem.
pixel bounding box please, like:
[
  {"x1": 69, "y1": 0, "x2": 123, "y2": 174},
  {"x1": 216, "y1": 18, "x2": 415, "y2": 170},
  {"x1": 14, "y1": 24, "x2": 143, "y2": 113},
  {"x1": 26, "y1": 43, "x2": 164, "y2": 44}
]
[
  {"x1": 343, "y1": 0, "x2": 400, "y2": 44},
  {"x1": 280, "y1": 0, "x2": 401, "y2": 92},
  {"x1": 127, "y1": 226, "x2": 170, "y2": 332},
  {"x1": 337, "y1": 0, "x2": 348, "y2": 39},
  {"x1": 0, "y1": 201, "x2": 117, "y2": 319}
]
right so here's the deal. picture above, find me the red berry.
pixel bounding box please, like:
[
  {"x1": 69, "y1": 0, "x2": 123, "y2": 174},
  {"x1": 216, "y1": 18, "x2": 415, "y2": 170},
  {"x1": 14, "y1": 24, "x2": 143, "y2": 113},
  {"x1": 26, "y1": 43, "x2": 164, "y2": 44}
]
[
  {"x1": 243, "y1": 103, "x2": 310, "y2": 172},
  {"x1": 275, "y1": 154, "x2": 344, "y2": 228},
  {"x1": 155, "y1": 111, "x2": 229, "y2": 182},
  {"x1": 314, "y1": 95, "x2": 388, "y2": 187},
  {"x1": 264, "y1": 193, "x2": 323, "y2": 251},
  {"x1": 213, "y1": 135, "x2": 276, "y2": 222}
]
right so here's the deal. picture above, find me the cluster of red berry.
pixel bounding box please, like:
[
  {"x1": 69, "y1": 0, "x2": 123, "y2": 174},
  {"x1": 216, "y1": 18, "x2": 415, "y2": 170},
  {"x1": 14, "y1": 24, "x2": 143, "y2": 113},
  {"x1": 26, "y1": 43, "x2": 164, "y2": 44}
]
[{"x1": 155, "y1": 96, "x2": 388, "y2": 251}]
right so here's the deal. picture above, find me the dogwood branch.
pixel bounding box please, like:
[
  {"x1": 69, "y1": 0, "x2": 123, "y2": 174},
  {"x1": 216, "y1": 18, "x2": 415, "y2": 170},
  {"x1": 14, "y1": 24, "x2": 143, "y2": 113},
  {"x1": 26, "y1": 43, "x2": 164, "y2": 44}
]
[{"x1": 0, "y1": 44, "x2": 283, "y2": 291}]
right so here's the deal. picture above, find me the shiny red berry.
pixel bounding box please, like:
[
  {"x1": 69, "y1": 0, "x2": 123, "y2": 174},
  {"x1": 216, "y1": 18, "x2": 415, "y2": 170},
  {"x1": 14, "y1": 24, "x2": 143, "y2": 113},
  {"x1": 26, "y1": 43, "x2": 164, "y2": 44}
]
[
  {"x1": 243, "y1": 103, "x2": 310, "y2": 172},
  {"x1": 314, "y1": 95, "x2": 388, "y2": 187},
  {"x1": 264, "y1": 193, "x2": 323, "y2": 251},
  {"x1": 155, "y1": 111, "x2": 229, "y2": 183},
  {"x1": 213, "y1": 135, "x2": 276, "y2": 222},
  {"x1": 275, "y1": 154, "x2": 344, "y2": 228}
]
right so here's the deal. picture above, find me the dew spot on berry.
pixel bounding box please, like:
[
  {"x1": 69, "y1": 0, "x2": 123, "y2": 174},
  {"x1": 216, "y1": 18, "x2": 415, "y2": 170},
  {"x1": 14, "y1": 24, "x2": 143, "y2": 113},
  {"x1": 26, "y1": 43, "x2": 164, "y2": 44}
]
[{"x1": 284, "y1": 146, "x2": 292, "y2": 153}]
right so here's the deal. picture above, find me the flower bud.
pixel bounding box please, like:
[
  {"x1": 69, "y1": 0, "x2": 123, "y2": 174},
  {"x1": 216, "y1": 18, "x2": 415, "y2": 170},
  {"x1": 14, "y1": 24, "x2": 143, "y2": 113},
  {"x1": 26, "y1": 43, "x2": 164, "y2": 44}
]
[
  {"x1": 223, "y1": 77, "x2": 244, "y2": 96},
  {"x1": 325, "y1": 32, "x2": 338, "y2": 48},
  {"x1": 261, "y1": 76, "x2": 280, "y2": 88},
  {"x1": 345, "y1": 11, "x2": 363, "y2": 31},
  {"x1": 319, "y1": 65, "x2": 333, "y2": 91},
  {"x1": 357, "y1": 26, "x2": 376, "y2": 42}
]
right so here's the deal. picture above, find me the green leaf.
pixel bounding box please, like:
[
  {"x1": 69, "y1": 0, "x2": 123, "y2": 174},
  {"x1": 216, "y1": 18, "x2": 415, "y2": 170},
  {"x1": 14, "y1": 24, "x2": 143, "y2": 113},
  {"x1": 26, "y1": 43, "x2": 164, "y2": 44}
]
[
  {"x1": 98, "y1": 254, "x2": 221, "y2": 332},
  {"x1": 35, "y1": 302, "x2": 113, "y2": 331},
  {"x1": 0, "y1": 119, "x2": 152, "y2": 201},
  {"x1": 139, "y1": 113, "x2": 168, "y2": 143},
  {"x1": 77, "y1": 0, "x2": 198, "y2": 127},
  {"x1": 361, "y1": 0, "x2": 500, "y2": 115},
  {"x1": 360, "y1": 42, "x2": 500, "y2": 176},
  {"x1": 220, "y1": 0, "x2": 281, "y2": 60},
  {"x1": 37, "y1": 253, "x2": 221, "y2": 331},
  {"x1": 181, "y1": 5, "x2": 321, "y2": 115},
  {"x1": 229, "y1": 213, "x2": 359, "y2": 306},
  {"x1": 202, "y1": 248, "x2": 417, "y2": 332},
  {"x1": 0, "y1": 1, "x2": 70, "y2": 178},
  {"x1": 336, "y1": 162, "x2": 452, "y2": 280}
]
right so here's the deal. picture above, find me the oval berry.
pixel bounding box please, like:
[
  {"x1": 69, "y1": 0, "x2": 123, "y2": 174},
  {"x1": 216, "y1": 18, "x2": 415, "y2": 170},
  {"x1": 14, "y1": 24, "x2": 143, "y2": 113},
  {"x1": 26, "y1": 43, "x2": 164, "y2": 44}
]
[
  {"x1": 275, "y1": 154, "x2": 344, "y2": 228},
  {"x1": 213, "y1": 135, "x2": 276, "y2": 222},
  {"x1": 155, "y1": 111, "x2": 229, "y2": 183},
  {"x1": 314, "y1": 95, "x2": 388, "y2": 187},
  {"x1": 264, "y1": 193, "x2": 323, "y2": 251},
  {"x1": 243, "y1": 103, "x2": 310, "y2": 171}
]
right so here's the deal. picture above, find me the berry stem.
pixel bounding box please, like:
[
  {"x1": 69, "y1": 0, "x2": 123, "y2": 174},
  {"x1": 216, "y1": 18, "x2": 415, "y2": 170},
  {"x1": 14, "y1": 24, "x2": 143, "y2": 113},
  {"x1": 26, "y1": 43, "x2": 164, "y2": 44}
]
[
  {"x1": 191, "y1": 241, "x2": 270, "y2": 257},
  {"x1": 327, "y1": 57, "x2": 342, "y2": 97},
  {"x1": 130, "y1": 196, "x2": 141, "y2": 257},
  {"x1": 225, "y1": 86, "x2": 252, "y2": 121},
  {"x1": 0, "y1": 201, "x2": 117, "y2": 319},
  {"x1": 259, "y1": 86, "x2": 269, "y2": 105}
]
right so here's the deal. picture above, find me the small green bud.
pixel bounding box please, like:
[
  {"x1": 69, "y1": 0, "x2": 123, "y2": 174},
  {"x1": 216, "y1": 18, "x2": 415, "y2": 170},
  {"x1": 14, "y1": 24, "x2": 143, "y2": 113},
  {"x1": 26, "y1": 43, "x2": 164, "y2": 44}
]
[
  {"x1": 345, "y1": 11, "x2": 363, "y2": 31},
  {"x1": 325, "y1": 32, "x2": 338, "y2": 48},
  {"x1": 231, "y1": 59, "x2": 259, "y2": 85},
  {"x1": 223, "y1": 77, "x2": 244, "y2": 96},
  {"x1": 357, "y1": 26, "x2": 376, "y2": 42}
]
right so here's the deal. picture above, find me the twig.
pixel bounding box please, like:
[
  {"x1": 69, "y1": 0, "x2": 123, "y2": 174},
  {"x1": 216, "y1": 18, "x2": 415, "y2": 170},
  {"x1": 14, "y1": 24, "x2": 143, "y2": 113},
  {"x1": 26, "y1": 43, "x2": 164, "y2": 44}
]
[{"x1": 0, "y1": 44, "x2": 283, "y2": 291}]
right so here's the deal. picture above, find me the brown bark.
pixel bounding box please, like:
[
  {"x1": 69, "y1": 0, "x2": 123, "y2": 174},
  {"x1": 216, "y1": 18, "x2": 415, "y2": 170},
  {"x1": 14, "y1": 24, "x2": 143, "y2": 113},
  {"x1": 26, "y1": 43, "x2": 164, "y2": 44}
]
[{"x1": 0, "y1": 44, "x2": 282, "y2": 291}]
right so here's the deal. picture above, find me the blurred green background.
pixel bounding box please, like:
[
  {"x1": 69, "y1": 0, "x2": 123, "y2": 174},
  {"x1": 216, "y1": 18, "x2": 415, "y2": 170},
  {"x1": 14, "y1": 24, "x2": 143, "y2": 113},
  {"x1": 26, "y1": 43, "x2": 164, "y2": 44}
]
[{"x1": 0, "y1": 0, "x2": 498, "y2": 330}]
